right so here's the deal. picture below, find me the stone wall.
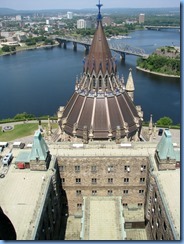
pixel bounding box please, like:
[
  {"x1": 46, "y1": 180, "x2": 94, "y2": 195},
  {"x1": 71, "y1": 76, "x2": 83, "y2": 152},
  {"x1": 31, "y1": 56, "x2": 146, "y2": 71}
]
[
  {"x1": 154, "y1": 153, "x2": 176, "y2": 171},
  {"x1": 57, "y1": 156, "x2": 150, "y2": 215},
  {"x1": 33, "y1": 159, "x2": 66, "y2": 240},
  {"x1": 145, "y1": 176, "x2": 175, "y2": 240}
]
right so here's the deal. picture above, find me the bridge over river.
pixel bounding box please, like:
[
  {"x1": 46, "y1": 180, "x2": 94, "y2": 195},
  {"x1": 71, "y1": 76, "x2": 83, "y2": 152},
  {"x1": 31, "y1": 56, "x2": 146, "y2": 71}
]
[
  {"x1": 144, "y1": 25, "x2": 180, "y2": 31},
  {"x1": 55, "y1": 36, "x2": 149, "y2": 60}
]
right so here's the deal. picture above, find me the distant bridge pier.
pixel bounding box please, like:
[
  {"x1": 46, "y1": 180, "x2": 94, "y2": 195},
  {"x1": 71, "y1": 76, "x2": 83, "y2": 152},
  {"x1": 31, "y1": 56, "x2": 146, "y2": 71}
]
[
  {"x1": 120, "y1": 52, "x2": 126, "y2": 61},
  {"x1": 63, "y1": 41, "x2": 67, "y2": 49},
  {"x1": 84, "y1": 45, "x2": 90, "y2": 54},
  {"x1": 73, "y1": 42, "x2": 77, "y2": 51},
  {"x1": 84, "y1": 45, "x2": 89, "y2": 52}
]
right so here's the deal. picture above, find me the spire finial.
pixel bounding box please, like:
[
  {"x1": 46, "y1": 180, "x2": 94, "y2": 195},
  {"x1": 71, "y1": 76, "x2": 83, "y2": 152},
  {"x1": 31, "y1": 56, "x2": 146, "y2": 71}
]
[{"x1": 96, "y1": 0, "x2": 103, "y2": 21}]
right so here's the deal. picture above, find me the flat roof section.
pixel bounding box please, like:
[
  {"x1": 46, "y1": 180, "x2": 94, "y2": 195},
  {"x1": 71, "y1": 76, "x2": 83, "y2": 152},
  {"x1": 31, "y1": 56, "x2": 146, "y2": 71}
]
[
  {"x1": 81, "y1": 196, "x2": 125, "y2": 240},
  {"x1": 154, "y1": 169, "x2": 180, "y2": 239},
  {"x1": 0, "y1": 159, "x2": 55, "y2": 240}
]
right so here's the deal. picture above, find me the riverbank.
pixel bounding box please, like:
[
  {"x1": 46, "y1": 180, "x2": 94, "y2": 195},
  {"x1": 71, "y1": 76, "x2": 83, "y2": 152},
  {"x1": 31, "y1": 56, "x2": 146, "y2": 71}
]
[
  {"x1": 136, "y1": 66, "x2": 180, "y2": 78},
  {"x1": 0, "y1": 43, "x2": 59, "y2": 57}
]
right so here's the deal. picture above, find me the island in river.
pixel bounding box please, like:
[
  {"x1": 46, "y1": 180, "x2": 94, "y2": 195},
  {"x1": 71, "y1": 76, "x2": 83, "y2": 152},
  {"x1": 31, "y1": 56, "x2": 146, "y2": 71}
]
[{"x1": 136, "y1": 46, "x2": 180, "y2": 78}]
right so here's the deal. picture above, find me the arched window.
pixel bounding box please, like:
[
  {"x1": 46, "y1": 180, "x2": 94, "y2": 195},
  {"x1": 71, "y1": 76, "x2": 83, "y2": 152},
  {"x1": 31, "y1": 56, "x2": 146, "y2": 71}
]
[
  {"x1": 99, "y1": 76, "x2": 102, "y2": 88},
  {"x1": 105, "y1": 76, "x2": 108, "y2": 87},
  {"x1": 93, "y1": 76, "x2": 96, "y2": 88}
]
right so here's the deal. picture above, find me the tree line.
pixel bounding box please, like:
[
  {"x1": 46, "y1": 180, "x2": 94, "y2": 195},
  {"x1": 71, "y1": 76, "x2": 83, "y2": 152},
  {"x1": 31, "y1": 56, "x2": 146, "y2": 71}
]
[{"x1": 137, "y1": 53, "x2": 180, "y2": 76}]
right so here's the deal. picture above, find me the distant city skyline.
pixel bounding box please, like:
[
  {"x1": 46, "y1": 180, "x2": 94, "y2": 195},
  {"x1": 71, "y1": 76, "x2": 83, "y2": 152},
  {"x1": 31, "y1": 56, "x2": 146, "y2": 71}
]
[{"x1": 0, "y1": 0, "x2": 180, "y2": 10}]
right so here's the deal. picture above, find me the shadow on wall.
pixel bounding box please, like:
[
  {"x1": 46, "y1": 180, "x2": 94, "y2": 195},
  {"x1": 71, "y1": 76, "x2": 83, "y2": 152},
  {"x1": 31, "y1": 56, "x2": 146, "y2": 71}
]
[
  {"x1": 0, "y1": 206, "x2": 17, "y2": 240},
  {"x1": 60, "y1": 188, "x2": 69, "y2": 240}
]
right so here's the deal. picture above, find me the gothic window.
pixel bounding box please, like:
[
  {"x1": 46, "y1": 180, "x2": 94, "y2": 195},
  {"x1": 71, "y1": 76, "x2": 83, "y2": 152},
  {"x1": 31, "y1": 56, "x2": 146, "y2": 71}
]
[
  {"x1": 124, "y1": 178, "x2": 129, "y2": 183},
  {"x1": 123, "y1": 190, "x2": 128, "y2": 194},
  {"x1": 158, "y1": 205, "x2": 161, "y2": 215},
  {"x1": 77, "y1": 203, "x2": 82, "y2": 209},
  {"x1": 93, "y1": 76, "x2": 96, "y2": 88},
  {"x1": 107, "y1": 165, "x2": 113, "y2": 172},
  {"x1": 105, "y1": 76, "x2": 108, "y2": 87},
  {"x1": 92, "y1": 178, "x2": 97, "y2": 184},
  {"x1": 59, "y1": 165, "x2": 65, "y2": 172},
  {"x1": 108, "y1": 190, "x2": 113, "y2": 195},
  {"x1": 75, "y1": 165, "x2": 80, "y2": 172},
  {"x1": 76, "y1": 190, "x2": 81, "y2": 196},
  {"x1": 140, "y1": 177, "x2": 145, "y2": 183},
  {"x1": 108, "y1": 178, "x2": 113, "y2": 184},
  {"x1": 141, "y1": 165, "x2": 146, "y2": 171},
  {"x1": 124, "y1": 165, "x2": 130, "y2": 172},
  {"x1": 76, "y1": 178, "x2": 81, "y2": 184},
  {"x1": 61, "y1": 178, "x2": 65, "y2": 183},
  {"x1": 99, "y1": 76, "x2": 102, "y2": 88},
  {"x1": 92, "y1": 190, "x2": 97, "y2": 195},
  {"x1": 164, "y1": 221, "x2": 167, "y2": 231},
  {"x1": 139, "y1": 189, "x2": 144, "y2": 194},
  {"x1": 91, "y1": 165, "x2": 97, "y2": 172}
]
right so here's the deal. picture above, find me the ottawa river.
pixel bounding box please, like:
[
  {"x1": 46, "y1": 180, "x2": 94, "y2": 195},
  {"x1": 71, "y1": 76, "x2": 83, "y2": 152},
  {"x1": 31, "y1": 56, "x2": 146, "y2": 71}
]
[{"x1": 0, "y1": 29, "x2": 180, "y2": 124}]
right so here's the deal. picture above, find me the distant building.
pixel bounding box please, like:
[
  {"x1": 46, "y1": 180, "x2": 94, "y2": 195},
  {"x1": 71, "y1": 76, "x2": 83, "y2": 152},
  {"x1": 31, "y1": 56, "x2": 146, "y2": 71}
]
[
  {"x1": 46, "y1": 19, "x2": 54, "y2": 25},
  {"x1": 16, "y1": 15, "x2": 22, "y2": 21},
  {"x1": 0, "y1": 31, "x2": 14, "y2": 38},
  {"x1": 125, "y1": 19, "x2": 138, "y2": 25},
  {"x1": 77, "y1": 19, "x2": 92, "y2": 29},
  {"x1": 44, "y1": 25, "x2": 53, "y2": 32},
  {"x1": 46, "y1": 19, "x2": 50, "y2": 25},
  {"x1": 139, "y1": 13, "x2": 145, "y2": 24},
  {"x1": 102, "y1": 16, "x2": 113, "y2": 26},
  {"x1": 67, "y1": 12, "x2": 73, "y2": 19}
]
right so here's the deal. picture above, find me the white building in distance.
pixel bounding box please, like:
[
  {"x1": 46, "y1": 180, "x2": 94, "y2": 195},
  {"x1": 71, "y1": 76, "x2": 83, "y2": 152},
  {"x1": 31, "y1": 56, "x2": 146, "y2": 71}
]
[
  {"x1": 67, "y1": 12, "x2": 73, "y2": 19},
  {"x1": 77, "y1": 19, "x2": 92, "y2": 29}
]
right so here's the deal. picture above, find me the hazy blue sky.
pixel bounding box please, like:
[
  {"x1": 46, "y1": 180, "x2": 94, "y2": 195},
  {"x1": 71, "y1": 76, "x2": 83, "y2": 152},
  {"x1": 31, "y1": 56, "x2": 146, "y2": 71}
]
[{"x1": 0, "y1": 0, "x2": 181, "y2": 10}]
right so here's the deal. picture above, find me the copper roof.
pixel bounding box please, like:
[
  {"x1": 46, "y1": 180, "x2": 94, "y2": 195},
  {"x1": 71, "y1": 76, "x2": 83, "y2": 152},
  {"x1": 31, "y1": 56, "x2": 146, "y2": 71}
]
[
  {"x1": 84, "y1": 21, "x2": 116, "y2": 75},
  {"x1": 59, "y1": 2, "x2": 143, "y2": 140}
]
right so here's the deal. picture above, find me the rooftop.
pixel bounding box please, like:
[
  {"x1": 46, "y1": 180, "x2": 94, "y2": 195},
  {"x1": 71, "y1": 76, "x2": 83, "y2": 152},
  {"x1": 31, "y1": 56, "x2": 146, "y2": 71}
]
[
  {"x1": 81, "y1": 196, "x2": 125, "y2": 240},
  {"x1": 0, "y1": 157, "x2": 56, "y2": 240},
  {"x1": 154, "y1": 169, "x2": 180, "y2": 239}
]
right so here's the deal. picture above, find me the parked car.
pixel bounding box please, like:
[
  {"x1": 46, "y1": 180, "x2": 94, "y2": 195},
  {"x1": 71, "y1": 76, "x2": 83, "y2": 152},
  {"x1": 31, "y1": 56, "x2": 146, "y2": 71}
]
[
  {"x1": 158, "y1": 129, "x2": 163, "y2": 136},
  {"x1": 2, "y1": 153, "x2": 13, "y2": 166},
  {"x1": 20, "y1": 143, "x2": 25, "y2": 149}
]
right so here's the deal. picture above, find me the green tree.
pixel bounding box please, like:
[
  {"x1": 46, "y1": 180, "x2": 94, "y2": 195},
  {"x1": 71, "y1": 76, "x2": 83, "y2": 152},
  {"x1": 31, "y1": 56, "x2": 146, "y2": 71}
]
[
  {"x1": 156, "y1": 116, "x2": 173, "y2": 126},
  {"x1": 2, "y1": 45, "x2": 10, "y2": 52},
  {"x1": 13, "y1": 112, "x2": 35, "y2": 120}
]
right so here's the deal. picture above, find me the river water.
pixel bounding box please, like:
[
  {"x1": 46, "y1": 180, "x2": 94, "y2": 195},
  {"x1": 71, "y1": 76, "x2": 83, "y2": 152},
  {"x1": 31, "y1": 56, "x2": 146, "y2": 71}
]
[{"x1": 0, "y1": 29, "x2": 180, "y2": 124}]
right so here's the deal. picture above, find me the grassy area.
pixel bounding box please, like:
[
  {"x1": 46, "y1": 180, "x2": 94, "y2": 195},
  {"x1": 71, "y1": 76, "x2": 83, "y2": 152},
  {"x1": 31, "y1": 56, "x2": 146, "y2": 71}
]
[
  {"x1": 0, "y1": 124, "x2": 39, "y2": 141},
  {"x1": 0, "y1": 123, "x2": 58, "y2": 141}
]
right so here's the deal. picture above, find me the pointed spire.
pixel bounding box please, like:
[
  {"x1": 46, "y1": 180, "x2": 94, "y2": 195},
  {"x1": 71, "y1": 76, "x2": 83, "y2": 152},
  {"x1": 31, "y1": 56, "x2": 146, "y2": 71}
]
[
  {"x1": 149, "y1": 114, "x2": 153, "y2": 130},
  {"x1": 84, "y1": 1, "x2": 116, "y2": 76},
  {"x1": 126, "y1": 68, "x2": 135, "y2": 101},
  {"x1": 96, "y1": 0, "x2": 103, "y2": 21},
  {"x1": 126, "y1": 68, "x2": 135, "y2": 91}
]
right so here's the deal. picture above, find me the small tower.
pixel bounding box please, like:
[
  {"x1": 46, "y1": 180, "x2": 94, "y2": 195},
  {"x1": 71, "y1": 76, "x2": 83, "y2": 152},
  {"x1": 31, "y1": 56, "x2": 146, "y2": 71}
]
[
  {"x1": 48, "y1": 116, "x2": 52, "y2": 136},
  {"x1": 155, "y1": 129, "x2": 177, "y2": 170},
  {"x1": 126, "y1": 68, "x2": 135, "y2": 101},
  {"x1": 29, "y1": 131, "x2": 51, "y2": 171}
]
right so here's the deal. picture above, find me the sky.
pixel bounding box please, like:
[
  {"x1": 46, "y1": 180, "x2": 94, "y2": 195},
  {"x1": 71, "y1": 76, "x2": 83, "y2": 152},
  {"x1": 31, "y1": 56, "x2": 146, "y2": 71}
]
[{"x1": 0, "y1": 0, "x2": 181, "y2": 10}]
